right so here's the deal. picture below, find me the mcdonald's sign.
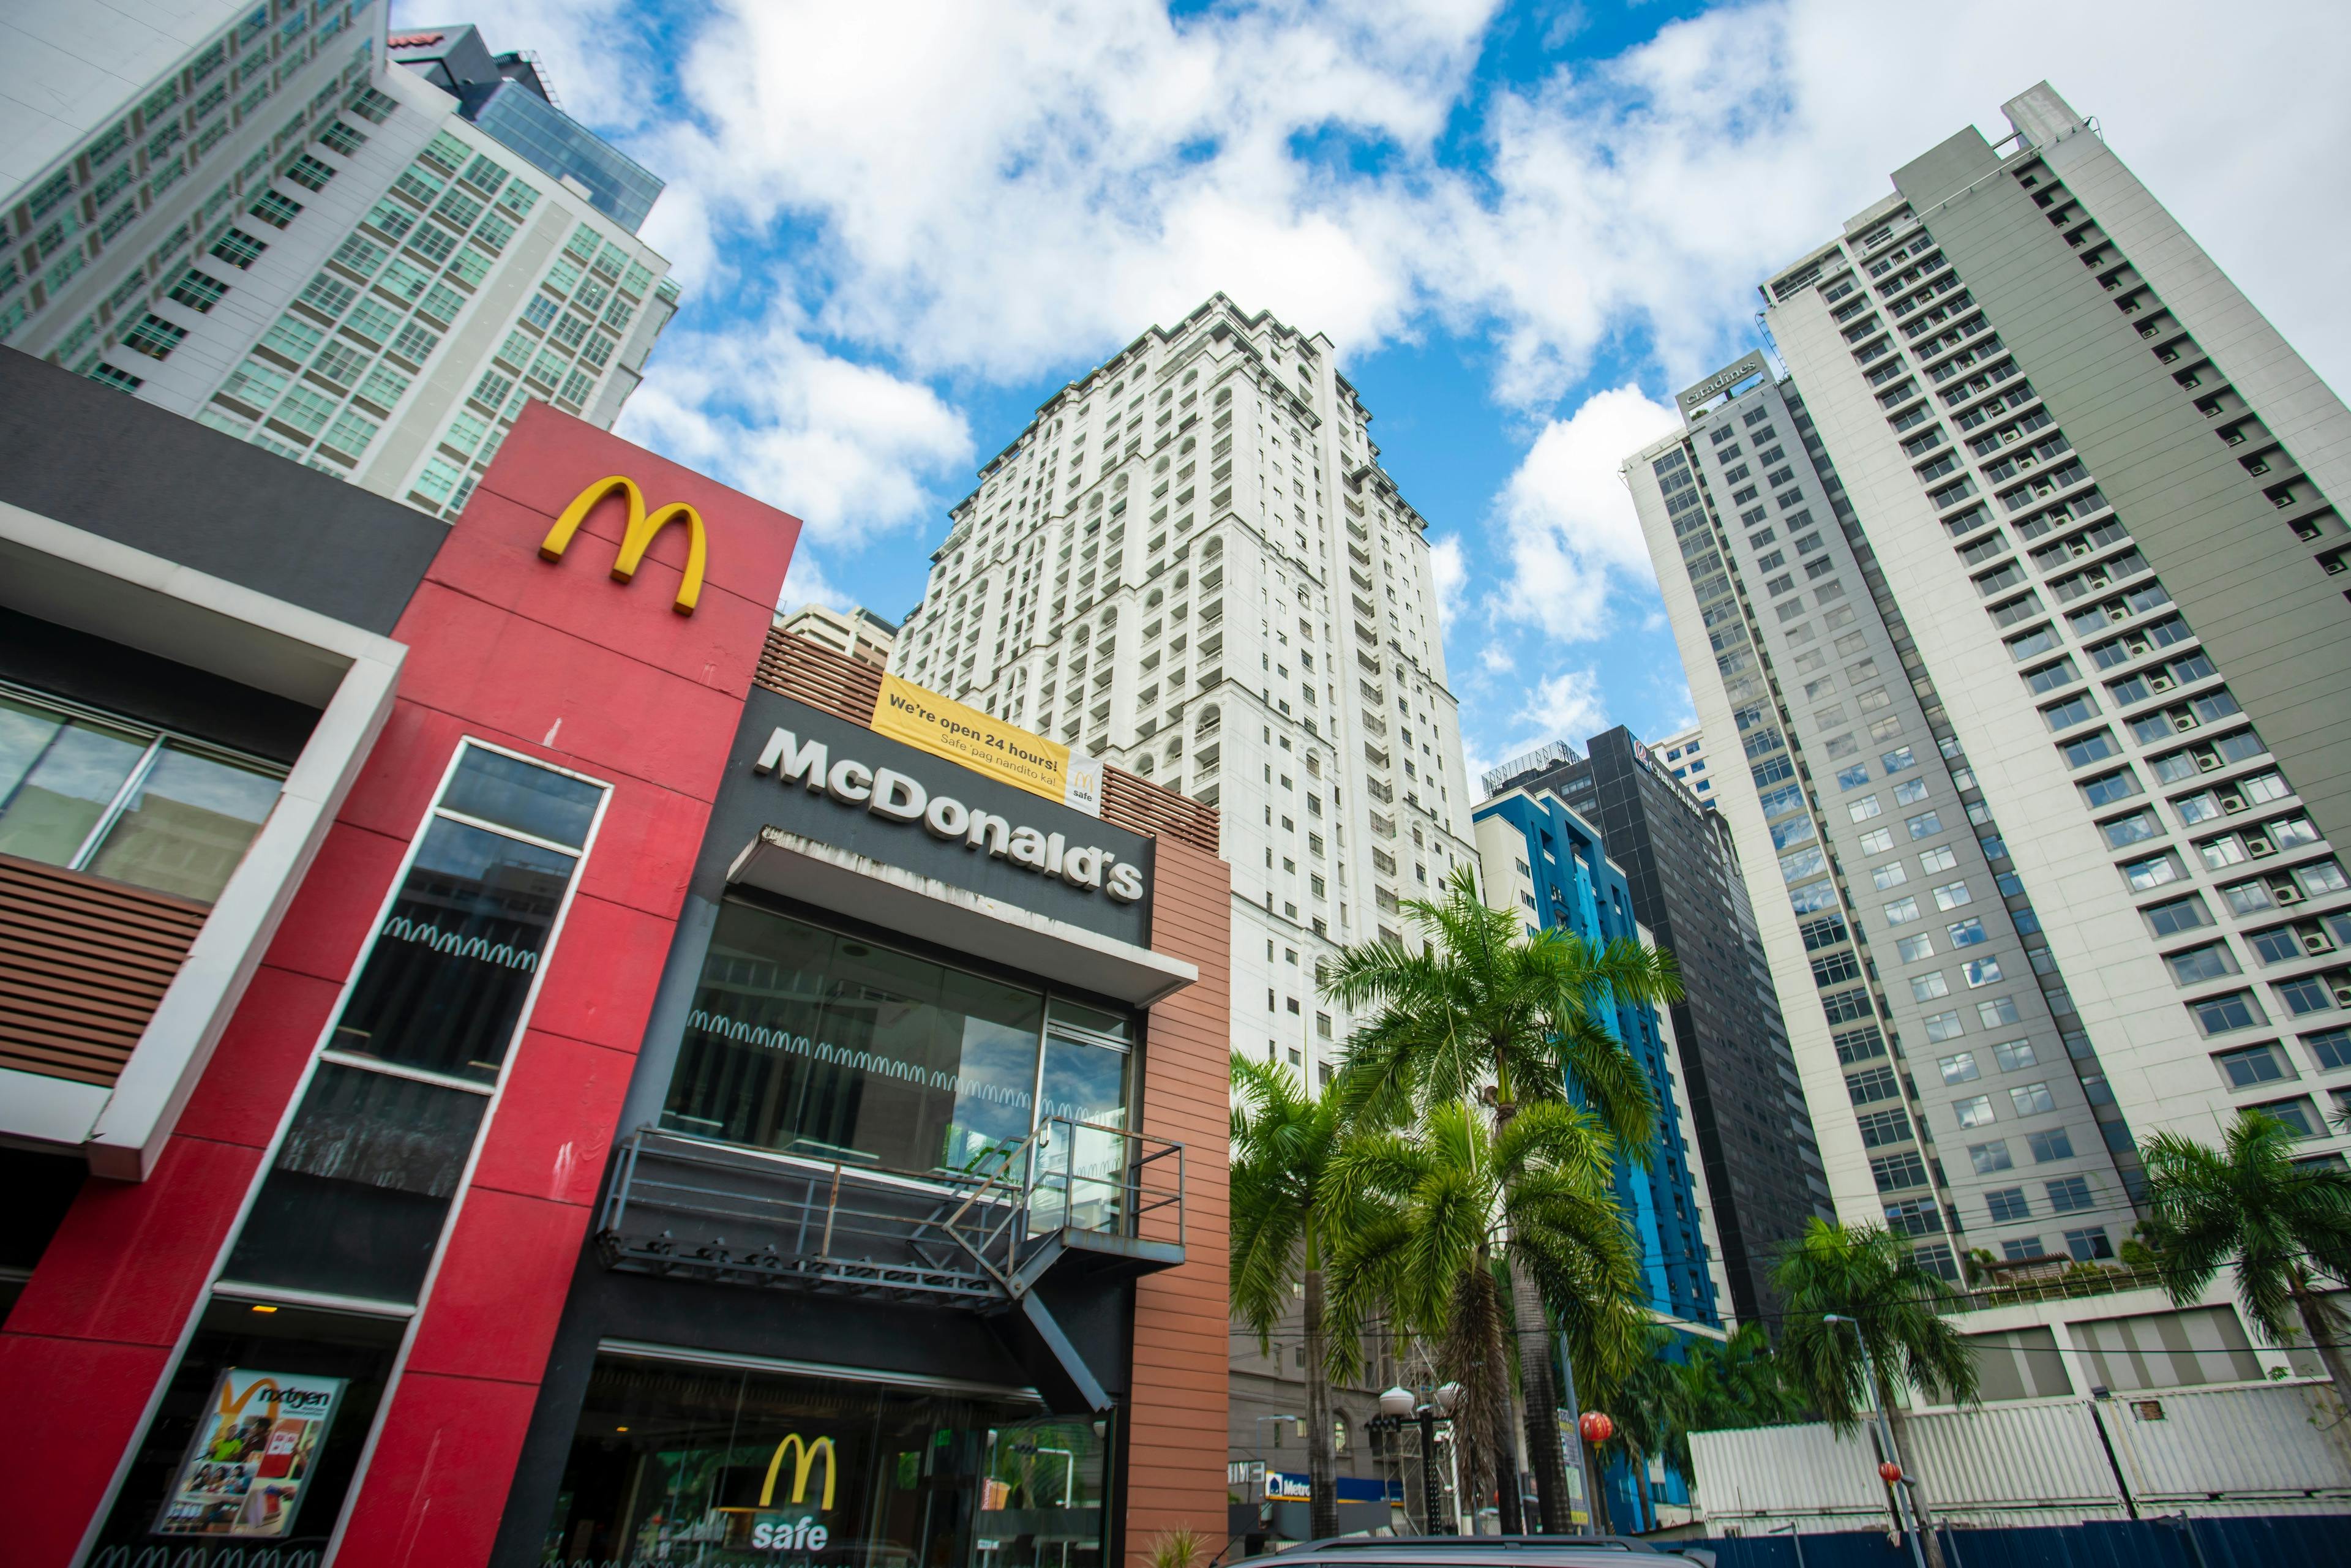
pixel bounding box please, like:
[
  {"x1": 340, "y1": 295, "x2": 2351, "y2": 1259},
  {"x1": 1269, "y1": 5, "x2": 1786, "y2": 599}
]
[
  {"x1": 759, "y1": 1432, "x2": 837, "y2": 1510},
  {"x1": 538, "y1": 473, "x2": 709, "y2": 614}
]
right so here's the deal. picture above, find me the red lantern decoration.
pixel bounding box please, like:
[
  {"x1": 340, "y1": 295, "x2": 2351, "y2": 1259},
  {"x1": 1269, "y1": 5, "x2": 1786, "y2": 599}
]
[
  {"x1": 1878, "y1": 1461, "x2": 1904, "y2": 1485},
  {"x1": 1579, "y1": 1411, "x2": 1614, "y2": 1444}
]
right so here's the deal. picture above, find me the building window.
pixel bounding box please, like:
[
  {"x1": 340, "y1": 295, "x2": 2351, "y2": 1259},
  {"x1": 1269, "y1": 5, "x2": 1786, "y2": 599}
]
[
  {"x1": 2214, "y1": 1043, "x2": 2291, "y2": 1088},
  {"x1": 0, "y1": 681, "x2": 283, "y2": 902},
  {"x1": 2191, "y1": 991, "x2": 2263, "y2": 1036},
  {"x1": 220, "y1": 743, "x2": 607, "y2": 1304},
  {"x1": 2249, "y1": 1096, "x2": 2322, "y2": 1138},
  {"x1": 168, "y1": 268, "x2": 231, "y2": 312},
  {"x1": 1986, "y1": 1187, "x2": 2030, "y2": 1222},
  {"x1": 2063, "y1": 1226, "x2": 2115, "y2": 1262},
  {"x1": 2305, "y1": 1028, "x2": 2351, "y2": 1071},
  {"x1": 86, "y1": 362, "x2": 144, "y2": 392},
  {"x1": 662, "y1": 907, "x2": 1133, "y2": 1179},
  {"x1": 211, "y1": 227, "x2": 269, "y2": 268},
  {"x1": 2046, "y1": 1176, "x2": 2094, "y2": 1212},
  {"x1": 2027, "y1": 1127, "x2": 2074, "y2": 1162},
  {"x1": 539, "y1": 1354, "x2": 1110, "y2": 1567}
]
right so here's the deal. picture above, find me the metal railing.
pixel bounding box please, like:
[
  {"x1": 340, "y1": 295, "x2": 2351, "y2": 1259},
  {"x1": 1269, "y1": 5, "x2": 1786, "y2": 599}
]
[{"x1": 595, "y1": 1118, "x2": 1183, "y2": 1304}]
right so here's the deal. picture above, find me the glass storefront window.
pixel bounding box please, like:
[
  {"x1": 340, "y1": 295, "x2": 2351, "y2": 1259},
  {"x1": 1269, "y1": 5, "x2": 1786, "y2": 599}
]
[
  {"x1": 0, "y1": 684, "x2": 283, "y2": 902},
  {"x1": 83, "y1": 1296, "x2": 404, "y2": 1566},
  {"x1": 665, "y1": 907, "x2": 1053, "y2": 1174},
  {"x1": 223, "y1": 1062, "x2": 487, "y2": 1303},
  {"x1": 544, "y1": 1353, "x2": 1109, "y2": 1568},
  {"x1": 220, "y1": 741, "x2": 606, "y2": 1305},
  {"x1": 328, "y1": 817, "x2": 577, "y2": 1081}
]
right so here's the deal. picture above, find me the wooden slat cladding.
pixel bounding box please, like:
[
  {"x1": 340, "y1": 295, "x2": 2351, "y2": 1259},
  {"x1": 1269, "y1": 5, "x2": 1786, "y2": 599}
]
[
  {"x1": 756, "y1": 626, "x2": 884, "y2": 724},
  {"x1": 1101, "y1": 768, "x2": 1219, "y2": 857},
  {"x1": 0, "y1": 854, "x2": 207, "y2": 1088},
  {"x1": 754, "y1": 629, "x2": 1221, "y2": 852},
  {"x1": 1126, "y1": 836, "x2": 1233, "y2": 1565}
]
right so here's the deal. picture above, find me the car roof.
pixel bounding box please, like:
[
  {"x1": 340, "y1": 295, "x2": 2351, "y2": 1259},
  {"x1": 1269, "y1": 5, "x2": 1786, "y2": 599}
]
[{"x1": 1272, "y1": 1539, "x2": 1662, "y2": 1556}]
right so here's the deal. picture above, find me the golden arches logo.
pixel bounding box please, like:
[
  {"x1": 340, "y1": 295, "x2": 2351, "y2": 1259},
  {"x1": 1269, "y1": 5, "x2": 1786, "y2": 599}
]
[
  {"x1": 537, "y1": 474, "x2": 708, "y2": 615},
  {"x1": 759, "y1": 1433, "x2": 836, "y2": 1510}
]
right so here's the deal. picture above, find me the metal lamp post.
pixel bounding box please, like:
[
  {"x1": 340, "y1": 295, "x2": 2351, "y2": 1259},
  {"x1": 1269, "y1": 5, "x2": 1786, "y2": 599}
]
[
  {"x1": 1823, "y1": 1314, "x2": 1927, "y2": 1568},
  {"x1": 1376, "y1": 1382, "x2": 1460, "y2": 1535}
]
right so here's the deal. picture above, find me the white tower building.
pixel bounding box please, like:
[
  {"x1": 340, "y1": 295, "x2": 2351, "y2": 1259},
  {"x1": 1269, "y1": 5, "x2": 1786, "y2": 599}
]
[{"x1": 891, "y1": 294, "x2": 1478, "y2": 1082}]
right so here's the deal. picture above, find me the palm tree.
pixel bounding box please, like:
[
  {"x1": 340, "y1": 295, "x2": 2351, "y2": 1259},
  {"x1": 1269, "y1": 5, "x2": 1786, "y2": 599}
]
[
  {"x1": 1229, "y1": 1053, "x2": 1352, "y2": 1540},
  {"x1": 1324, "y1": 864, "x2": 1678, "y2": 1532},
  {"x1": 1774, "y1": 1220, "x2": 1976, "y2": 1568},
  {"x1": 1324, "y1": 1098, "x2": 1647, "y2": 1539},
  {"x1": 2139, "y1": 1110, "x2": 2351, "y2": 1400},
  {"x1": 1609, "y1": 1322, "x2": 1805, "y2": 1498}
]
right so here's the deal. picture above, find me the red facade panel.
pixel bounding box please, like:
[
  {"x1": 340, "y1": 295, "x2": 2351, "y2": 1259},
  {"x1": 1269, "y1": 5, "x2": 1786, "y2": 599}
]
[{"x1": 0, "y1": 405, "x2": 801, "y2": 1567}]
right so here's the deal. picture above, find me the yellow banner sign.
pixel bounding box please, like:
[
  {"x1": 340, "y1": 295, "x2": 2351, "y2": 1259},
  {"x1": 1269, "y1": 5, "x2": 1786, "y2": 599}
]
[{"x1": 871, "y1": 673, "x2": 1102, "y2": 816}]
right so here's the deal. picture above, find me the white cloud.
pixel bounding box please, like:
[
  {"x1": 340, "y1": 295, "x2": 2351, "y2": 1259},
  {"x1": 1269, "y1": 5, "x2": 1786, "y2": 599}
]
[
  {"x1": 421, "y1": 0, "x2": 2351, "y2": 643},
  {"x1": 613, "y1": 302, "x2": 973, "y2": 550},
  {"x1": 776, "y1": 546, "x2": 853, "y2": 617},
  {"x1": 1489, "y1": 384, "x2": 1681, "y2": 637},
  {"x1": 1513, "y1": 665, "x2": 1607, "y2": 746}
]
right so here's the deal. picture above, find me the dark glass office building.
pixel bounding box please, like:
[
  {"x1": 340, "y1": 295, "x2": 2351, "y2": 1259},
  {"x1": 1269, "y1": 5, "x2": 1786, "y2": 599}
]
[{"x1": 1488, "y1": 729, "x2": 1830, "y2": 1322}]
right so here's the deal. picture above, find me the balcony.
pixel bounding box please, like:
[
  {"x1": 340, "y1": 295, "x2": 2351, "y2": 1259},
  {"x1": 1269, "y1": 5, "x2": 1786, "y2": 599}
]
[{"x1": 598, "y1": 1116, "x2": 1185, "y2": 1410}]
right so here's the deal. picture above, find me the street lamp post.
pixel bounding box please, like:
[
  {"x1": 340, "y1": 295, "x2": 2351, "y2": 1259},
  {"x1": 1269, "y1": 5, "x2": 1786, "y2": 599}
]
[
  {"x1": 1823, "y1": 1315, "x2": 1927, "y2": 1568},
  {"x1": 1375, "y1": 1382, "x2": 1461, "y2": 1535}
]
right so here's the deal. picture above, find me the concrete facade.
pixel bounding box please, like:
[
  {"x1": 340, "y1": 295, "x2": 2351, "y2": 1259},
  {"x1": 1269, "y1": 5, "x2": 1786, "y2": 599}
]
[{"x1": 891, "y1": 293, "x2": 1479, "y2": 1089}]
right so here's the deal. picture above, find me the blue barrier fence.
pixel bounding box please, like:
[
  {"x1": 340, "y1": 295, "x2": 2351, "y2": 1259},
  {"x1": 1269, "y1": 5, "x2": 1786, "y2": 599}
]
[{"x1": 1689, "y1": 1514, "x2": 2349, "y2": 1568}]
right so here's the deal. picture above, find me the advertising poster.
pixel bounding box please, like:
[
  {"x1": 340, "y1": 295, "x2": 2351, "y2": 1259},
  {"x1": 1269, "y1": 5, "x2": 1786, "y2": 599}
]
[{"x1": 153, "y1": 1368, "x2": 346, "y2": 1539}]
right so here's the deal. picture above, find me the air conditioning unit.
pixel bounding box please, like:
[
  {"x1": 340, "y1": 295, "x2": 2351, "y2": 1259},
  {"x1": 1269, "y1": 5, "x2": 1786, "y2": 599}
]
[
  {"x1": 2125, "y1": 637, "x2": 2152, "y2": 656},
  {"x1": 2198, "y1": 753, "x2": 2223, "y2": 773},
  {"x1": 2332, "y1": 984, "x2": 2351, "y2": 1011},
  {"x1": 2174, "y1": 713, "x2": 2199, "y2": 732},
  {"x1": 2249, "y1": 838, "x2": 2278, "y2": 858},
  {"x1": 2220, "y1": 793, "x2": 2246, "y2": 814},
  {"x1": 2276, "y1": 882, "x2": 2304, "y2": 903},
  {"x1": 2150, "y1": 673, "x2": 2177, "y2": 692},
  {"x1": 2304, "y1": 931, "x2": 2333, "y2": 956}
]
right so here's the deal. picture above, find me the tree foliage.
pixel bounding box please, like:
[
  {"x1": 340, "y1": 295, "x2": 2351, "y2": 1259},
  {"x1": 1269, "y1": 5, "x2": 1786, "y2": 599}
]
[{"x1": 2140, "y1": 1110, "x2": 2351, "y2": 1392}]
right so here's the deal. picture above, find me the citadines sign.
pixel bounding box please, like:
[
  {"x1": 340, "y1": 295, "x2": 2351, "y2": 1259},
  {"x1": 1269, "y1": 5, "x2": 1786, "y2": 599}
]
[{"x1": 871, "y1": 673, "x2": 1104, "y2": 817}]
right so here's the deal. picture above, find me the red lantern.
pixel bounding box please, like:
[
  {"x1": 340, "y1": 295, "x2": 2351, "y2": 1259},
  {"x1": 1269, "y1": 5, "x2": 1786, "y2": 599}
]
[
  {"x1": 1579, "y1": 1411, "x2": 1614, "y2": 1444},
  {"x1": 1878, "y1": 1461, "x2": 1904, "y2": 1485}
]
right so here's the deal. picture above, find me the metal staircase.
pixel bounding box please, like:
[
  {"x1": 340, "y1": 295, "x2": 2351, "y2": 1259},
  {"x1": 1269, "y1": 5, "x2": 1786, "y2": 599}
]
[{"x1": 594, "y1": 1117, "x2": 1185, "y2": 1411}]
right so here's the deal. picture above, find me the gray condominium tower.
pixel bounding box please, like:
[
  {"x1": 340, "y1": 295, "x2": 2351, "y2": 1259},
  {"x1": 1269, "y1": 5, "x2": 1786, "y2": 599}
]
[
  {"x1": 1628, "y1": 82, "x2": 2351, "y2": 1362},
  {"x1": 1485, "y1": 730, "x2": 1829, "y2": 1323}
]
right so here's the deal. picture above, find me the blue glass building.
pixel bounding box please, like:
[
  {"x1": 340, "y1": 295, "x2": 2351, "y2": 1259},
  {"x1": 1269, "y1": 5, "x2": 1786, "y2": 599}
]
[{"x1": 1472, "y1": 778, "x2": 1722, "y2": 1528}]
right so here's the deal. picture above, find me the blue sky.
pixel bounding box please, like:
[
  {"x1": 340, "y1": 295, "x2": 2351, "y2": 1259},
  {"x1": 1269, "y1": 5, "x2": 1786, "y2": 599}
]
[{"x1": 406, "y1": 0, "x2": 2350, "y2": 786}]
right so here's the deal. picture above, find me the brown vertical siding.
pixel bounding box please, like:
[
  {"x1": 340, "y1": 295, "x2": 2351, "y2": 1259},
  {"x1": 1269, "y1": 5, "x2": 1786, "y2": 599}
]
[
  {"x1": 1131, "y1": 836, "x2": 1232, "y2": 1566},
  {"x1": 0, "y1": 854, "x2": 208, "y2": 1087}
]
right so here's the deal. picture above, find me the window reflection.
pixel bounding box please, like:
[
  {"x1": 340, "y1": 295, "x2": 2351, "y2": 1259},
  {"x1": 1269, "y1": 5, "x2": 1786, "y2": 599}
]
[
  {"x1": 544, "y1": 1355, "x2": 1109, "y2": 1568},
  {"x1": 0, "y1": 687, "x2": 284, "y2": 902},
  {"x1": 662, "y1": 906, "x2": 1135, "y2": 1180},
  {"x1": 330, "y1": 817, "x2": 576, "y2": 1080}
]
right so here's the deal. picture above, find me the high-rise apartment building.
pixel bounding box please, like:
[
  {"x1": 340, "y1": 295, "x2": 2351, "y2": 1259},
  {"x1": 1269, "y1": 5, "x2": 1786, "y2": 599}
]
[
  {"x1": 1486, "y1": 729, "x2": 1828, "y2": 1324},
  {"x1": 778, "y1": 601, "x2": 899, "y2": 668},
  {"x1": 2, "y1": 2, "x2": 676, "y2": 522},
  {"x1": 892, "y1": 293, "x2": 1479, "y2": 1083},
  {"x1": 1629, "y1": 83, "x2": 2351, "y2": 1370}
]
